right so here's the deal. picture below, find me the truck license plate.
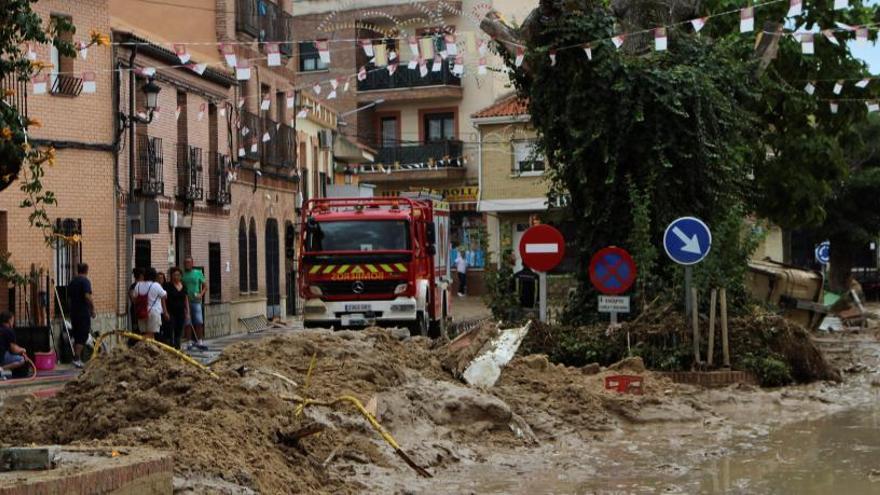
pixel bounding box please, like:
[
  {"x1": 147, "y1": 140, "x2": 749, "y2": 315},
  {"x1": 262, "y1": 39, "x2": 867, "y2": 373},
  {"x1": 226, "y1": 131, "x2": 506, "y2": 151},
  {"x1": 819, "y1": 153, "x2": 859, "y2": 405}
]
[
  {"x1": 345, "y1": 304, "x2": 372, "y2": 312},
  {"x1": 341, "y1": 314, "x2": 367, "y2": 326}
]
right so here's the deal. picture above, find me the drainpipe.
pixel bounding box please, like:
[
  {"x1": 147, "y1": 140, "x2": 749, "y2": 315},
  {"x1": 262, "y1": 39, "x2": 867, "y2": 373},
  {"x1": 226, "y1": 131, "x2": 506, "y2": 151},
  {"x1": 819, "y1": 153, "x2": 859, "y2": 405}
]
[
  {"x1": 124, "y1": 44, "x2": 138, "y2": 321},
  {"x1": 112, "y1": 43, "x2": 122, "y2": 319}
]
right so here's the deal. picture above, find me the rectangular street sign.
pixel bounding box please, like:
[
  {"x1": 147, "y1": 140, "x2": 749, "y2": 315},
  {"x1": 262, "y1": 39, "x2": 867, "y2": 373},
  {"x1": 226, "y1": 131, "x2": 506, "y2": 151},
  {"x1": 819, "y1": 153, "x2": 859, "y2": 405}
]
[{"x1": 598, "y1": 295, "x2": 630, "y2": 313}]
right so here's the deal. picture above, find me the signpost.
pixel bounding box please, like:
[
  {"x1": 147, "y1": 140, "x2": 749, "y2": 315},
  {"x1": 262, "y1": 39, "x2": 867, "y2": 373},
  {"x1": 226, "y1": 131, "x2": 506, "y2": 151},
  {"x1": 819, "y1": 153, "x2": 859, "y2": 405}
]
[
  {"x1": 590, "y1": 247, "x2": 637, "y2": 353},
  {"x1": 815, "y1": 241, "x2": 830, "y2": 265},
  {"x1": 519, "y1": 224, "x2": 565, "y2": 322}
]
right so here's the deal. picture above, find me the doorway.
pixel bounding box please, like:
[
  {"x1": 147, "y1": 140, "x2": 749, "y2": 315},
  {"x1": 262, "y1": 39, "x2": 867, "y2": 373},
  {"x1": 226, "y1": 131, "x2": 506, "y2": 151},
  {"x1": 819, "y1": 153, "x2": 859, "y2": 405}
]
[
  {"x1": 175, "y1": 228, "x2": 191, "y2": 269},
  {"x1": 265, "y1": 218, "x2": 281, "y2": 319},
  {"x1": 285, "y1": 221, "x2": 296, "y2": 316}
]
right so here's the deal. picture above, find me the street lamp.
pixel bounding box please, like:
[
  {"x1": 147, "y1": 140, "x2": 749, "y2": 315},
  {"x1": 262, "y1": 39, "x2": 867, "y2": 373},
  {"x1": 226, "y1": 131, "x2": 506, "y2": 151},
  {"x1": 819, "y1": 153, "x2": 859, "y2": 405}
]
[{"x1": 142, "y1": 77, "x2": 161, "y2": 114}]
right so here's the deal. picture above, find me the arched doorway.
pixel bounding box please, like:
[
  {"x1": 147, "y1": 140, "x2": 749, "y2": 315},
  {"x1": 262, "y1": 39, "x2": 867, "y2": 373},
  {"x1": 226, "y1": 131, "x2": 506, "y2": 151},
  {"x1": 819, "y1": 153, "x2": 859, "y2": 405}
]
[
  {"x1": 284, "y1": 221, "x2": 297, "y2": 316},
  {"x1": 265, "y1": 218, "x2": 281, "y2": 319}
]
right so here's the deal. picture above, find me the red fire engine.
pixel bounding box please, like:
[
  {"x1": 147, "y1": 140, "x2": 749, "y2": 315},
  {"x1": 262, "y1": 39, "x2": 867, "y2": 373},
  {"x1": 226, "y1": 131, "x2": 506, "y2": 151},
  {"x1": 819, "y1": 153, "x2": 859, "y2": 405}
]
[{"x1": 298, "y1": 196, "x2": 451, "y2": 336}]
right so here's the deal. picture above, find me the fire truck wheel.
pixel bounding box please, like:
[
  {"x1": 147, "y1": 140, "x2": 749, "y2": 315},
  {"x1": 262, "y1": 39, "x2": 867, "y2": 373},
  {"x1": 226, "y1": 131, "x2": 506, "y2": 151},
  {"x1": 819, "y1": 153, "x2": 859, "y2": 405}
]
[{"x1": 409, "y1": 312, "x2": 428, "y2": 337}]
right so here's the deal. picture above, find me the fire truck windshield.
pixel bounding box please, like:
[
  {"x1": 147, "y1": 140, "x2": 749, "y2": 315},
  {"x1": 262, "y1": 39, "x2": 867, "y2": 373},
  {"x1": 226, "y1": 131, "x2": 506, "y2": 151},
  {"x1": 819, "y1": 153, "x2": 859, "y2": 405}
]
[{"x1": 306, "y1": 220, "x2": 411, "y2": 252}]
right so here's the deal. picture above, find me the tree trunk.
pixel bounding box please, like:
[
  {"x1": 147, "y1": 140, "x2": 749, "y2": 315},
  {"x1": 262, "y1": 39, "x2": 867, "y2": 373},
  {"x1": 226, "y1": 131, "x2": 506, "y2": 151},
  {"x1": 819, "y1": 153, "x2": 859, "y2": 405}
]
[{"x1": 828, "y1": 236, "x2": 856, "y2": 293}]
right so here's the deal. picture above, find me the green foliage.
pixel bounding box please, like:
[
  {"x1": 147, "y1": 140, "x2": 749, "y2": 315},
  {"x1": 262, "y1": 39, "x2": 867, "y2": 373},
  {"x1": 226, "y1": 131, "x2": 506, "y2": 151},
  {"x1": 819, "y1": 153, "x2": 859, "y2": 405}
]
[
  {"x1": 740, "y1": 353, "x2": 793, "y2": 387},
  {"x1": 626, "y1": 179, "x2": 658, "y2": 308},
  {"x1": 482, "y1": 248, "x2": 520, "y2": 323}
]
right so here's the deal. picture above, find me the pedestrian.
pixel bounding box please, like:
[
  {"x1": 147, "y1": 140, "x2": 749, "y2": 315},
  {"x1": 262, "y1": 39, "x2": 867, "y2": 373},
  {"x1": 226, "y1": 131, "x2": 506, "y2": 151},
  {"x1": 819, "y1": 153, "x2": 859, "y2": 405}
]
[
  {"x1": 156, "y1": 271, "x2": 171, "y2": 346},
  {"x1": 131, "y1": 267, "x2": 168, "y2": 341},
  {"x1": 182, "y1": 256, "x2": 208, "y2": 351},
  {"x1": 164, "y1": 267, "x2": 189, "y2": 350},
  {"x1": 455, "y1": 245, "x2": 468, "y2": 297},
  {"x1": 128, "y1": 267, "x2": 144, "y2": 333},
  {"x1": 66, "y1": 263, "x2": 95, "y2": 368},
  {"x1": 0, "y1": 311, "x2": 27, "y2": 380}
]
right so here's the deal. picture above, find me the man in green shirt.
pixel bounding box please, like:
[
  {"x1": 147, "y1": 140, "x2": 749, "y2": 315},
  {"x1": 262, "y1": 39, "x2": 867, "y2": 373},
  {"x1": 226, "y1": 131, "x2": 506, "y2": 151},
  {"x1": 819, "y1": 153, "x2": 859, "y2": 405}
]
[{"x1": 182, "y1": 256, "x2": 208, "y2": 351}]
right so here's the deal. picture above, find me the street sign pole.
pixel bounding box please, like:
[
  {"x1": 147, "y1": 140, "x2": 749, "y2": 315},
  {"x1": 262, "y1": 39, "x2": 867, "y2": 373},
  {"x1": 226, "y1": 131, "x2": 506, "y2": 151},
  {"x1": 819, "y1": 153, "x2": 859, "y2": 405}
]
[
  {"x1": 519, "y1": 224, "x2": 566, "y2": 324},
  {"x1": 539, "y1": 270, "x2": 547, "y2": 323},
  {"x1": 684, "y1": 265, "x2": 693, "y2": 319}
]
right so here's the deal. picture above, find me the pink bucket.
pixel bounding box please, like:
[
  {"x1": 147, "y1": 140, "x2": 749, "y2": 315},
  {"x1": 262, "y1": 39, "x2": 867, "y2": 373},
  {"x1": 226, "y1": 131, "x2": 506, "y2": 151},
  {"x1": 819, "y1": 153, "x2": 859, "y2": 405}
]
[{"x1": 34, "y1": 351, "x2": 56, "y2": 371}]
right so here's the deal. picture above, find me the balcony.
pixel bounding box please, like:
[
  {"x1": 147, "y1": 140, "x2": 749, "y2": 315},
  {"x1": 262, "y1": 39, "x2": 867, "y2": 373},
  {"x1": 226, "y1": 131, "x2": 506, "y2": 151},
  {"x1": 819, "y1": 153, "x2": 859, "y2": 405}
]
[
  {"x1": 236, "y1": 0, "x2": 293, "y2": 56},
  {"x1": 360, "y1": 140, "x2": 466, "y2": 183},
  {"x1": 356, "y1": 61, "x2": 462, "y2": 101},
  {"x1": 135, "y1": 135, "x2": 164, "y2": 196},
  {"x1": 0, "y1": 73, "x2": 27, "y2": 117},
  {"x1": 176, "y1": 144, "x2": 204, "y2": 201},
  {"x1": 263, "y1": 118, "x2": 295, "y2": 168},
  {"x1": 240, "y1": 110, "x2": 261, "y2": 162},
  {"x1": 50, "y1": 74, "x2": 83, "y2": 97},
  {"x1": 208, "y1": 152, "x2": 232, "y2": 205}
]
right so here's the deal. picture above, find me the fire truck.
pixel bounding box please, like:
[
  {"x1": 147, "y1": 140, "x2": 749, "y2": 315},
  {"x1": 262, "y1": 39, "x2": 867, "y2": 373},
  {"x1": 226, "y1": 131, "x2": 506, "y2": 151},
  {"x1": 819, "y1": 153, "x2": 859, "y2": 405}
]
[{"x1": 298, "y1": 195, "x2": 451, "y2": 336}]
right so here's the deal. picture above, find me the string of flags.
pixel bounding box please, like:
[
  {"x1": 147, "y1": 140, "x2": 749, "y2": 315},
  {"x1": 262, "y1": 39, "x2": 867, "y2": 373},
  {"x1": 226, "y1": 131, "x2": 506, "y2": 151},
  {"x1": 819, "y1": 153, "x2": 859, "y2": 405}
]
[{"x1": 359, "y1": 156, "x2": 467, "y2": 174}]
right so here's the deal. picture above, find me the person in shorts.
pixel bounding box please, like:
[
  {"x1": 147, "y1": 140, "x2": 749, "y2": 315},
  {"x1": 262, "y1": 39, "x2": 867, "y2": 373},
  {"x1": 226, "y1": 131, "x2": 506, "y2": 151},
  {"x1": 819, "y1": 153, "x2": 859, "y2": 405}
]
[
  {"x1": 131, "y1": 267, "x2": 168, "y2": 341},
  {"x1": 182, "y1": 257, "x2": 208, "y2": 351},
  {"x1": 0, "y1": 311, "x2": 27, "y2": 379},
  {"x1": 66, "y1": 263, "x2": 95, "y2": 368}
]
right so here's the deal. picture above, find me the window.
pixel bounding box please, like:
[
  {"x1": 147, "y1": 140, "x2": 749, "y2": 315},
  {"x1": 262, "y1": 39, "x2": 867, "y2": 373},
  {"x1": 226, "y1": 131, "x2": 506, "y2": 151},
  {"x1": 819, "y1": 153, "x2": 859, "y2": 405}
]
[
  {"x1": 306, "y1": 221, "x2": 410, "y2": 252},
  {"x1": 135, "y1": 239, "x2": 151, "y2": 271},
  {"x1": 301, "y1": 168, "x2": 310, "y2": 205},
  {"x1": 380, "y1": 116, "x2": 398, "y2": 147},
  {"x1": 423, "y1": 112, "x2": 455, "y2": 142},
  {"x1": 53, "y1": 218, "x2": 82, "y2": 286},
  {"x1": 49, "y1": 15, "x2": 74, "y2": 92},
  {"x1": 512, "y1": 140, "x2": 545, "y2": 175},
  {"x1": 209, "y1": 242, "x2": 221, "y2": 302},
  {"x1": 248, "y1": 218, "x2": 258, "y2": 292},
  {"x1": 299, "y1": 42, "x2": 328, "y2": 72},
  {"x1": 238, "y1": 217, "x2": 248, "y2": 292},
  {"x1": 319, "y1": 171, "x2": 327, "y2": 198}
]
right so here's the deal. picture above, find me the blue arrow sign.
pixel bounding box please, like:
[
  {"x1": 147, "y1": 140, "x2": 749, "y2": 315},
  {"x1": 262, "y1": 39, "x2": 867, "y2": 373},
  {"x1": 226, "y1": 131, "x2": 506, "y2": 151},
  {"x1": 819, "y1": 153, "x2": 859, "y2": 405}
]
[
  {"x1": 663, "y1": 217, "x2": 712, "y2": 265},
  {"x1": 815, "y1": 241, "x2": 830, "y2": 265}
]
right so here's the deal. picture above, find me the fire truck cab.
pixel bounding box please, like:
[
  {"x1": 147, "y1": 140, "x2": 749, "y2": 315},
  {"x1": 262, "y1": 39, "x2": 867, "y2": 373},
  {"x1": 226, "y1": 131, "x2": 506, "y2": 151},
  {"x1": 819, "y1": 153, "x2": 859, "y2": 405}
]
[{"x1": 299, "y1": 196, "x2": 451, "y2": 336}]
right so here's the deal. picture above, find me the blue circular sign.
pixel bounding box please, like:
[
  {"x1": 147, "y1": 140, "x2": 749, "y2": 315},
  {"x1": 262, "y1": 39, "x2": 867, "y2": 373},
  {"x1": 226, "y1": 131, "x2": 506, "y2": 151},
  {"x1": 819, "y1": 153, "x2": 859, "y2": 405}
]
[
  {"x1": 815, "y1": 241, "x2": 830, "y2": 265},
  {"x1": 663, "y1": 217, "x2": 712, "y2": 265}
]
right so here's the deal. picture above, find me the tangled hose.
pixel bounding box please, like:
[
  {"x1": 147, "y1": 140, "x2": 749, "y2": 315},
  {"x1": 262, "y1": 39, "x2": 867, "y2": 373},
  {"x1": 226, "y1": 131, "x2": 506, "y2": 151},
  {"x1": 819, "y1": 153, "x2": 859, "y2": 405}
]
[
  {"x1": 91, "y1": 331, "x2": 218, "y2": 378},
  {"x1": 0, "y1": 353, "x2": 38, "y2": 385}
]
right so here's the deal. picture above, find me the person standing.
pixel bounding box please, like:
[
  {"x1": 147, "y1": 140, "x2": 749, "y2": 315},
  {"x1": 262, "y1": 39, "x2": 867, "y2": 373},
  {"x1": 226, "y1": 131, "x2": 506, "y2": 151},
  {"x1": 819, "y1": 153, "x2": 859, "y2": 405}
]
[
  {"x1": 128, "y1": 267, "x2": 144, "y2": 333},
  {"x1": 164, "y1": 267, "x2": 189, "y2": 350},
  {"x1": 131, "y1": 267, "x2": 168, "y2": 341},
  {"x1": 66, "y1": 263, "x2": 95, "y2": 368},
  {"x1": 182, "y1": 256, "x2": 208, "y2": 351},
  {"x1": 455, "y1": 246, "x2": 468, "y2": 297},
  {"x1": 0, "y1": 311, "x2": 26, "y2": 380}
]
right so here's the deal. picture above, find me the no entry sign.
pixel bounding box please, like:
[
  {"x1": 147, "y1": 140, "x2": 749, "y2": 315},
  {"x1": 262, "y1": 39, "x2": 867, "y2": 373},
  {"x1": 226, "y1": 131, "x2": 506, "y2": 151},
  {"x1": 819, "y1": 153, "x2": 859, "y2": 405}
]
[
  {"x1": 589, "y1": 247, "x2": 637, "y2": 295},
  {"x1": 519, "y1": 224, "x2": 565, "y2": 272}
]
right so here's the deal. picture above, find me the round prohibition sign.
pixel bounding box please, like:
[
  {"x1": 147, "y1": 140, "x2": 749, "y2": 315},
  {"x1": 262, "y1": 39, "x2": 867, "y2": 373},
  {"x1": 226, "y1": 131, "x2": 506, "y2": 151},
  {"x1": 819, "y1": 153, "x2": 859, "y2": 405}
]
[{"x1": 589, "y1": 247, "x2": 637, "y2": 295}]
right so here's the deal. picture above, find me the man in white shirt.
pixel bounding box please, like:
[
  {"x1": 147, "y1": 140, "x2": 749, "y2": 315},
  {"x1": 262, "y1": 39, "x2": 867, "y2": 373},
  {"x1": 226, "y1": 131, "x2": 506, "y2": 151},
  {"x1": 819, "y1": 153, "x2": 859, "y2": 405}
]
[{"x1": 455, "y1": 246, "x2": 468, "y2": 297}]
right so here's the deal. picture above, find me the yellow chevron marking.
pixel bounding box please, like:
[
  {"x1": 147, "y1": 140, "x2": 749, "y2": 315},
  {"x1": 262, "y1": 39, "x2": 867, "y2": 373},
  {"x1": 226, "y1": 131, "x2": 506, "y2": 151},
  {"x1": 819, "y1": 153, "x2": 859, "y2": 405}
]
[
  {"x1": 380, "y1": 264, "x2": 394, "y2": 273},
  {"x1": 351, "y1": 266, "x2": 365, "y2": 274},
  {"x1": 394, "y1": 263, "x2": 408, "y2": 272},
  {"x1": 309, "y1": 265, "x2": 321, "y2": 274},
  {"x1": 338, "y1": 265, "x2": 350, "y2": 274},
  {"x1": 323, "y1": 265, "x2": 336, "y2": 274},
  {"x1": 365, "y1": 264, "x2": 379, "y2": 273}
]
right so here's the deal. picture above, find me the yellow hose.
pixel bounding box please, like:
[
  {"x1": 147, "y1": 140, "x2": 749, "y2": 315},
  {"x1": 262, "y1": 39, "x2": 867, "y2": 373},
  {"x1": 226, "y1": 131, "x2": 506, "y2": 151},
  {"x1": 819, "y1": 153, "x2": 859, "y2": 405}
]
[{"x1": 91, "y1": 331, "x2": 218, "y2": 378}]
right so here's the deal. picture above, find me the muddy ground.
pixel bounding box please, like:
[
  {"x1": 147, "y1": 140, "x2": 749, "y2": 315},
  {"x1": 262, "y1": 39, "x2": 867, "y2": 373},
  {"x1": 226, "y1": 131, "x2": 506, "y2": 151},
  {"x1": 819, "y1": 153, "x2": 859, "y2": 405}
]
[{"x1": 1, "y1": 314, "x2": 878, "y2": 494}]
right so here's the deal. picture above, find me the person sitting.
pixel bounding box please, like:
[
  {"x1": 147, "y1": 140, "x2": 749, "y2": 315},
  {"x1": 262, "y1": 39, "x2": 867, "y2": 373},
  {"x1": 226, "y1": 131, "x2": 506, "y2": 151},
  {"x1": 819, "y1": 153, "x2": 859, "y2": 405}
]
[{"x1": 0, "y1": 311, "x2": 27, "y2": 380}]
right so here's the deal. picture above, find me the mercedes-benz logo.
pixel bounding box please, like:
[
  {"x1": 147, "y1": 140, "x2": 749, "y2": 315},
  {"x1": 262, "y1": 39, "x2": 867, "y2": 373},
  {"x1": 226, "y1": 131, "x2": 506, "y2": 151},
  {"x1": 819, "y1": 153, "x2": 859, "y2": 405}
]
[{"x1": 352, "y1": 281, "x2": 365, "y2": 294}]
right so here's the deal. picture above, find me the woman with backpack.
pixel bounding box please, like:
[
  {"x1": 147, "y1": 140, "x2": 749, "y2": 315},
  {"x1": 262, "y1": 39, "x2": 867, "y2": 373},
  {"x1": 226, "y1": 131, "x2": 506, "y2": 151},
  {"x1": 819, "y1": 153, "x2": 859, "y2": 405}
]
[{"x1": 130, "y1": 267, "x2": 169, "y2": 341}]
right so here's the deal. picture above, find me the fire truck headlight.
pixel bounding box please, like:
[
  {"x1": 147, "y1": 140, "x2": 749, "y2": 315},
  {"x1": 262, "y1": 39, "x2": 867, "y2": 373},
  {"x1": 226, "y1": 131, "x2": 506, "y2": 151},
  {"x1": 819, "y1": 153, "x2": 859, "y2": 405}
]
[
  {"x1": 394, "y1": 283, "x2": 409, "y2": 295},
  {"x1": 308, "y1": 285, "x2": 323, "y2": 296},
  {"x1": 391, "y1": 304, "x2": 415, "y2": 313}
]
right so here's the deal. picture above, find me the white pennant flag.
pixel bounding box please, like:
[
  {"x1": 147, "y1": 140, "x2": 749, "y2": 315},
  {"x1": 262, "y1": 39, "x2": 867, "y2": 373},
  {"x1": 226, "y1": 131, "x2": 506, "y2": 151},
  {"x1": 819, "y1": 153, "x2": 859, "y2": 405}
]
[
  {"x1": 856, "y1": 78, "x2": 871, "y2": 88},
  {"x1": 515, "y1": 47, "x2": 524, "y2": 67},
  {"x1": 612, "y1": 35, "x2": 625, "y2": 49},
  {"x1": 453, "y1": 55, "x2": 464, "y2": 75},
  {"x1": 788, "y1": 0, "x2": 802, "y2": 17},
  {"x1": 26, "y1": 43, "x2": 36, "y2": 61},
  {"x1": 241, "y1": 126, "x2": 249, "y2": 137},
  {"x1": 419, "y1": 59, "x2": 428, "y2": 77},
  {"x1": 833, "y1": 81, "x2": 844, "y2": 94},
  {"x1": 800, "y1": 33, "x2": 814, "y2": 55},
  {"x1": 740, "y1": 8, "x2": 755, "y2": 33},
  {"x1": 330, "y1": 79, "x2": 338, "y2": 90},
  {"x1": 328, "y1": 89, "x2": 337, "y2": 99},
  {"x1": 358, "y1": 66, "x2": 367, "y2": 81},
  {"x1": 312, "y1": 83, "x2": 321, "y2": 95},
  {"x1": 316, "y1": 39, "x2": 330, "y2": 64},
  {"x1": 77, "y1": 41, "x2": 88, "y2": 60},
  {"x1": 387, "y1": 62, "x2": 397, "y2": 75},
  {"x1": 188, "y1": 63, "x2": 207, "y2": 75},
  {"x1": 262, "y1": 132, "x2": 270, "y2": 143},
  {"x1": 297, "y1": 108, "x2": 309, "y2": 118},
  {"x1": 583, "y1": 45, "x2": 593, "y2": 60},
  {"x1": 222, "y1": 44, "x2": 237, "y2": 68},
  {"x1": 830, "y1": 102, "x2": 839, "y2": 114},
  {"x1": 237, "y1": 97, "x2": 245, "y2": 108},
  {"x1": 857, "y1": 27, "x2": 869, "y2": 44},
  {"x1": 445, "y1": 34, "x2": 458, "y2": 56},
  {"x1": 655, "y1": 27, "x2": 667, "y2": 51},
  {"x1": 823, "y1": 30, "x2": 840, "y2": 46},
  {"x1": 835, "y1": 22, "x2": 858, "y2": 31},
  {"x1": 138, "y1": 67, "x2": 156, "y2": 77},
  {"x1": 834, "y1": 0, "x2": 848, "y2": 10},
  {"x1": 478, "y1": 57, "x2": 487, "y2": 75},
  {"x1": 266, "y1": 43, "x2": 281, "y2": 67},
  {"x1": 82, "y1": 71, "x2": 96, "y2": 94},
  {"x1": 408, "y1": 59, "x2": 418, "y2": 70},
  {"x1": 361, "y1": 39, "x2": 374, "y2": 57},
  {"x1": 549, "y1": 49, "x2": 557, "y2": 66},
  {"x1": 250, "y1": 141, "x2": 258, "y2": 153},
  {"x1": 236, "y1": 62, "x2": 251, "y2": 81},
  {"x1": 804, "y1": 82, "x2": 816, "y2": 95},
  {"x1": 867, "y1": 101, "x2": 879, "y2": 113},
  {"x1": 198, "y1": 102, "x2": 206, "y2": 121},
  {"x1": 175, "y1": 105, "x2": 182, "y2": 120},
  {"x1": 691, "y1": 17, "x2": 707, "y2": 33},
  {"x1": 174, "y1": 44, "x2": 190, "y2": 64},
  {"x1": 260, "y1": 97, "x2": 270, "y2": 111},
  {"x1": 32, "y1": 74, "x2": 48, "y2": 95},
  {"x1": 219, "y1": 106, "x2": 226, "y2": 118},
  {"x1": 478, "y1": 39, "x2": 488, "y2": 57},
  {"x1": 238, "y1": 147, "x2": 245, "y2": 158},
  {"x1": 432, "y1": 54, "x2": 442, "y2": 72},
  {"x1": 343, "y1": 80, "x2": 349, "y2": 92},
  {"x1": 408, "y1": 36, "x2": 419, "y2": 58},
  {"x1": 286, "y1": 92, "x2": 294, "y2": 109}
]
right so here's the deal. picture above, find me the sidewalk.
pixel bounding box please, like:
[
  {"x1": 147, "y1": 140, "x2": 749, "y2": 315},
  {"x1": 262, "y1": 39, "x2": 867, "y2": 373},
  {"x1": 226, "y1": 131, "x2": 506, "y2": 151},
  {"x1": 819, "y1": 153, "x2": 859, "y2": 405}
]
[{"x1": 450, "y1": 294, "x2": 491, "y2": 322}]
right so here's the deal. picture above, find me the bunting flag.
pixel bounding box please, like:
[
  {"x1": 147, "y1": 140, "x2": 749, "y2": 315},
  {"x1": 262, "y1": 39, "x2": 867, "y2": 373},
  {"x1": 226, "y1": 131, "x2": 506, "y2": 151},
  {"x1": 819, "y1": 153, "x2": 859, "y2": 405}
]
[
  {"x1": 583, "y1": 45, "x2": 592, "y2": 60},
  {"x1": 800, "y1": 33, "x2": 814, "y2": 55},
  {"x1": 478, "y1": 39, "x2": 488, "y2": 57},
  {"x1": 137, "y1": 67, "x2": 156, "y2": 77},
  {"x1": 823, "y1": 30, "x2": 840, "y2": 46},
  {"x1": 445, "y1": 34, "x2": 458, "y2": 56},
  {"x1": 330, "y1": 79, "x2": 338, "y2": 91},
  {"x1": 549, "y1": 49, "x2": 557, "y2": 66},
  {"x1": 82, "y1": 71, "x2": 96, "y2": 93},
  {"x1": 830, "y1": 101, "x2": 839, "y2": 114},
  {"x1": 175, "y1": 105, "x2": 182, "y2": 120},
  {"x1": 313, "y1": 82, "x2": 321, "y2": 95},
  {"x1": 834, "y1": 0, "x2": 847, "y2": 10},
  {"x1": 238, "y1": 146, "x2": 245, "y2": 158},
  {"x1": 26, "y1": 43, "x2": 36, "y2": 61},
  {"x1": 478, "y1": 56, "x2": 487, "y2": 75},
  {"x1": 77, "y1": 41, "x2": 89, "y2": 60},
  {"x1": 432, "y1": 53, "x2": 442, "y2": 72},
  {"x1": 222, "y1": 44, "x2": 237, "y2": 68},
  {"x1": 453, "y1": 54, "x2": 464, "y2": 75},
  {"x1": 286, "y1": 91, "x2": 294, "y2": 109},
  {"x1": 361, "y1": 39, "x2": 374, "y2": 57},
  {"x1": 408, "y1": 58, "x2": 418, "y2": 70},
  {"x1": 655, "y1": 27, "x2": 668, "y2": 51},
  {"x1": 856, "y1": 78, "x2": 870, "y2": 88},
  {"x1": 611, "y1": 35, "x2": 625, "y2": 49},
  {"x1": 262, "y1": 132, "x2": 271, "y2": 143},
  {"x1": 198, "y1": 102, "x2": 206, "y2": 121},
  {"x1": 237, "y1": 97, "x2": 245, "y2": 108},
  {"x1": 296, "y1": 108, "x2": 309, "y2": 118},
  {"x1": 188, "y1": 63, "x2": 207, "y2": 75},
  {"x1": 32, "y1": 74, "x2": 48, "y2": 95},
  {"x1": 316, "y1": 39, "x2": 330, "y2": 64},
  {"x1": 788, "y1": 0, "x2": 802, "y2": 17},
  {"x1": 691, "y1": 17, "x2": 707, "y2": 33},
  {"x1": 857, "y1": 27, "x2": 869, "y2": 44},
  {"x1": 328, "y1": 87, "x2": 337, "y2": 99},
  {"x1": 419, "y1": 58, "x2": 428, "y2": 77},
  {"x1": 235, "y1": 62, "x2": 251, "y2": 80},
  {"x1": 358, "y1": 66, "x2": 367, "y2": 81},
  {"x1": 515, "y1": 46, "x2": 524, "y2": 67},
  {"x1": 408, "y1": 35, "x2": 419, "y2": 58},
  {"x1": 387, "y1": 61, "x2": 398, "y2": 76},
  {"x1": 266, "y1": 43, "x2": 281, "y2": 66},
  {"x1": 804, "y1": 81, "x2": 816, "y2": 95},
  {"x1": 241, "y1": 126, "x2": 250, "y2": 136},
  {"x1": 835, "y1": 22, "x2": 857, "y2": 31},
  {"x1": 219, "y1": 106, "x2": 226, "y2": 118},
  {"x1": 867, "y1": 101, "x2": 879, "y2": 113},
  {"x1": 260, "y1": 97, "x2": 270, "y2": 111},
  {"x1": 740, "y1": 8, "x2": 754, "y2": 33},
  {"x1": 174, "y1": 44, "x2": 190, "y2": 64},
  {"x1": 250, "y1": 141, "x2": 258, "y2": 153},
  {"x1": 833, "y1": 80, "x2": 844, "y2": 94},
  {"x1": 389, "y1": 50, "x2": 397, "y2": 61}
]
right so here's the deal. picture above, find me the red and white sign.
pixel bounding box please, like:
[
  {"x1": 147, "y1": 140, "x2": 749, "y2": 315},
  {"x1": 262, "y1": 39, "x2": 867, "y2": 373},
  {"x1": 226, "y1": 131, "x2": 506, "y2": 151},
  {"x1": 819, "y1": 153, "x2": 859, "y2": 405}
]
[{"x1": 519, "y1": 224, "x2": 565, "y2": 272}]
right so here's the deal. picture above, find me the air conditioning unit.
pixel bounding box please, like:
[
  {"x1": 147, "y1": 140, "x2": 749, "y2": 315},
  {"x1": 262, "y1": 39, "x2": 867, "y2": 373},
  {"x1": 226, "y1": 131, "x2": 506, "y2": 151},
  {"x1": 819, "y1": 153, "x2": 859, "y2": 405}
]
[{"x1": 318, "y1": 129, "x2": 333, "y2": 149}]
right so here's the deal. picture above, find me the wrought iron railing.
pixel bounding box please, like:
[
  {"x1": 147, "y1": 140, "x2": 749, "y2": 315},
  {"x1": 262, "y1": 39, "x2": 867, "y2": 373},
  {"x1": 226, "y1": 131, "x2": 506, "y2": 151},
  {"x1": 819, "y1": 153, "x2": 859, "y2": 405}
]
[
  {"x1": 263, "y1": 118, "x2": 295, "y2": 168},
  {"x1": 50, "y1": 74, "x2": 83, "y2": 97},
  {"x1": 364, "y1": 140, "x2": 465, "y2": 171},
  {"x1": 0, "y1": 72, "x2": 27, "y2": 117},
  {"x1": 239, "y1": 110, "x2": 261, "y2": 162},
  {"x1": 208, "y1": 152, "x2": 232, "y2": 205},
  {"x1": 357, "y1": 59, "x2": 460, "y2": 92},
  {"x1": 135, "y1": 135, "x2": 164, "y2": 195},
  {"x1": 176, "y1": 144, "x2": 204, "y2": 201},
  {"x1": 235, "y1": 0, "x2": 293, "y2": 56}
]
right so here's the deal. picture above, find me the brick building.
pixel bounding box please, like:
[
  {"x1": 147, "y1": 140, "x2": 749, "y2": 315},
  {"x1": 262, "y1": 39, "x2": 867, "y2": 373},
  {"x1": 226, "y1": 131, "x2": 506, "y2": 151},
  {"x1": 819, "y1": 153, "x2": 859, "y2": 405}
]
[{"x1": 0, "y1": 0, "x2": 118, "y2": 330}]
